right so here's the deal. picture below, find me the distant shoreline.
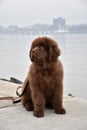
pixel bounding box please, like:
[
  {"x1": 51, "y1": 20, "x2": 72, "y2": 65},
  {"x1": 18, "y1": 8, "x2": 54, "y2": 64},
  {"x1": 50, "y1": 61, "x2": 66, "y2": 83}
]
[{"x1": 0, "y1": 32, "x2": 87, "y2": 36}]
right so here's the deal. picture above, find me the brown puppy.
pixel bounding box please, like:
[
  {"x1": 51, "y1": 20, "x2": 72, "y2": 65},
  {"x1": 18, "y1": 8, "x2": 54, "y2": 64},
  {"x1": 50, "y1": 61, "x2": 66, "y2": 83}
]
[{"x1": 21, "y1": 37, "x2": 66, "y2": 117}]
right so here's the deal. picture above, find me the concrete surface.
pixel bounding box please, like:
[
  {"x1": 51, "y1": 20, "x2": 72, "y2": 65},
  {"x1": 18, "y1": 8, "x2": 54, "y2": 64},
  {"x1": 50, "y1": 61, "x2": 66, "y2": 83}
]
[{"x1": 0, "y1": 80, "x2": 87, "y2": 130}]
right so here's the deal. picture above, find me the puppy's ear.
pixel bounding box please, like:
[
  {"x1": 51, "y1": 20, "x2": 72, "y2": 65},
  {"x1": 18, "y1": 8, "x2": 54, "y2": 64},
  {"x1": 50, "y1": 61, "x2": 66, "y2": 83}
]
[
  {"x1": 29, "y1": 48, "x2": 33, "y2": 62},
  {"x1": 49, "y1": 46, "x2": 61, "y2": 62}
]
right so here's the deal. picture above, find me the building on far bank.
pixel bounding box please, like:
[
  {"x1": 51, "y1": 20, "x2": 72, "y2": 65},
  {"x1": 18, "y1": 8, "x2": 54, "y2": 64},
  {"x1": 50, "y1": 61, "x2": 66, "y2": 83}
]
[{"x1": 53, "y1": 17, "x2": 66, "y2": 30}]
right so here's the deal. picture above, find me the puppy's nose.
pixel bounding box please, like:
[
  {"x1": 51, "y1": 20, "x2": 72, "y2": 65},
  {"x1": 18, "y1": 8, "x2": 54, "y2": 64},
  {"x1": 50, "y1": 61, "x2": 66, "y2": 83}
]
[{"x1": 32, "y1": 49, "x2": 35, "y2": 53}]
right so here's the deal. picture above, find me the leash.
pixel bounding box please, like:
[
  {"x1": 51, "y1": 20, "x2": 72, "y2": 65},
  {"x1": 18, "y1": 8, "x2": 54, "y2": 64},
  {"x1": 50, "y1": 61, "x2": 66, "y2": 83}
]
[
  {"x1": 0, "y1": 77, "x2": 29, "y2": 104},
  {"x1": 0, "y1": 86, "x2": 22, "y2": 104}
]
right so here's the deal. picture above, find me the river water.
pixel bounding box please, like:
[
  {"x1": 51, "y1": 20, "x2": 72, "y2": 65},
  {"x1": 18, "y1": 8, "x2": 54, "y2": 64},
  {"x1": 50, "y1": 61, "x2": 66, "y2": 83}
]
[{"x1": 0, "y1": 33, "x2": 87, "y2": 99}]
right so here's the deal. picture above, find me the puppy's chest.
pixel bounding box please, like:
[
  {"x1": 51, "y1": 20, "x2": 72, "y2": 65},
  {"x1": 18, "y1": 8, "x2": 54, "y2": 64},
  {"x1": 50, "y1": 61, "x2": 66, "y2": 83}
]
[{"x1": 39, "y1": 70, "x2": 56, "y2": 88}]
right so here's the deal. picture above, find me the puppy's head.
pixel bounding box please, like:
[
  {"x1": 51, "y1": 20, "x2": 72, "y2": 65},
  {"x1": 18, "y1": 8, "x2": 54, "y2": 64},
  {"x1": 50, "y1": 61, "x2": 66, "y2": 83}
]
[{"x1": 30, "y1": 37, "x2": 60, "y2": 63}]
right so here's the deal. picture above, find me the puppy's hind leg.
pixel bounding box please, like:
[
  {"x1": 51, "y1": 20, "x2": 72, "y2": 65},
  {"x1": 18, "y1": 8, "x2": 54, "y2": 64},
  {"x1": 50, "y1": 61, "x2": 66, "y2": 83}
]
[{"x1": 22, "y1": 83, "x2": 34, "y2": 111}]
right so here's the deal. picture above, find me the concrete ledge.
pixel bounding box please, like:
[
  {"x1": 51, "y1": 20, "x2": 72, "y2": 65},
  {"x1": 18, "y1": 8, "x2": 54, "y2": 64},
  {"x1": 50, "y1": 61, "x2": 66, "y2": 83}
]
[{"x1": 0, "y1": 80, "x2": 87, "y2": 130}]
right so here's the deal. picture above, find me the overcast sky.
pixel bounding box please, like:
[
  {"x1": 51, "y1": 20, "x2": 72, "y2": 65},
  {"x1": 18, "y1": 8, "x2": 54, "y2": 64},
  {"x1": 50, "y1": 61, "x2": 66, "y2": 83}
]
[{"x1": 0, "y1": 0, "x2": 87, "y2": 26}]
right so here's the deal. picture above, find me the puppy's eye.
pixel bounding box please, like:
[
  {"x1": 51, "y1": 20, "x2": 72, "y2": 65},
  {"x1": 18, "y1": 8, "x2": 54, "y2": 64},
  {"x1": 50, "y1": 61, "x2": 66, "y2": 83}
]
[{"x1": 39, "y1": 46, "x2": 44, "y2": 50}]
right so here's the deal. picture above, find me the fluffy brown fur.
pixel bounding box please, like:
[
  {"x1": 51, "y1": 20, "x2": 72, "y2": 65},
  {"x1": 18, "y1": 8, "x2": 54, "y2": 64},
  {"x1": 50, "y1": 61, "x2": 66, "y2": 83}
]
[{"x1": 21, "y1": 37, "x2": 66, "y2": 117}]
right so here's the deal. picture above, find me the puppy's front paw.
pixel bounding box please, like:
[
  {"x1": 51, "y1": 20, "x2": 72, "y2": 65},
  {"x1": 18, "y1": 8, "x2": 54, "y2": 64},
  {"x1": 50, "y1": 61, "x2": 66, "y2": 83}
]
[
  {"x1": 55, "y1": 108, "x2": 66, "y2": 114},
  {"x1": 34, "y1": 110, "x2": 44, "y2": 118}
]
